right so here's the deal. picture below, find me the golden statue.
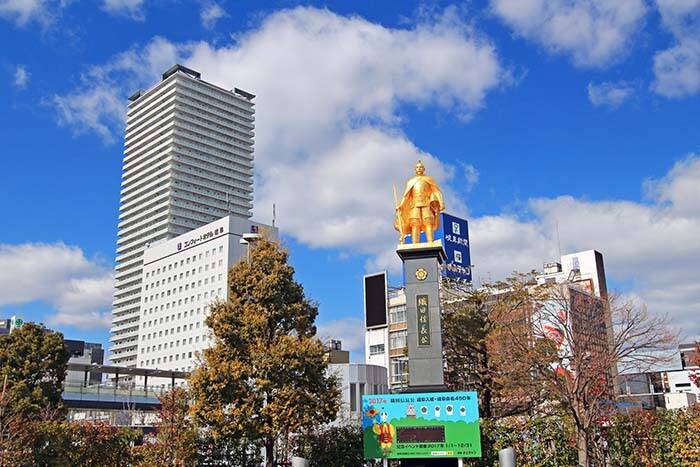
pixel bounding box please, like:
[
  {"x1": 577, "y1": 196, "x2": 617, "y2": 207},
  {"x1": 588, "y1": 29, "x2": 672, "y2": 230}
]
[{"x1": 394, "y1": 160, "x2": 445, "y2": 244}]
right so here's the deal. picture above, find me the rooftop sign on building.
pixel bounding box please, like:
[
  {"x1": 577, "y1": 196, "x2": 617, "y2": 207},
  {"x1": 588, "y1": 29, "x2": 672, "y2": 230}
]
[{"x1": 434, "y1": 213, "x2": 472, "y2": 283}]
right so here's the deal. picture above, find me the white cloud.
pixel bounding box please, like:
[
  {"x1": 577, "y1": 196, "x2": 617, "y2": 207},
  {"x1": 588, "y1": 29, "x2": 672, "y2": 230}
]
[
  {"x1": 51, "y1": 6, "x2": 505, "y2": 257},
  {"x1": 490, "y1": 0, "x2": 647, "y2": 67},
  {"x1": 51, "y1": 36, "x2": 179, "y2": 141},
  {"x1": 0, "y1": 0, "x2": 56, "y2": 26},
  {"x1": 461, "y1": 163, "x2": 480, "y2": 191},
  {"x1": 587, "y1": 80, "x2": 634, "y2": 107},
  {"x1": 317, "y1": 317, "x2": 366, "y2": 361},
  {"x1": 255, "y1": 126, "x2": 465, "y2": 252},
  {"x1": 651, "y1": 0, "x2": 700, "y2": 97},
  {"x1": 13, "y1": 65, "x2": 30, "y2": 89},
  {"x1": 102, "y1": 0, "x2": 145, "y2": 20},
  {"x1": 0, "y1": 243, "x2": 113, "y2": 329},
  {"x1": 321, "y1": 158, "x2": 700, "y2": 356},
  {"x1": 469, "y1": 155, "x2": 700, "y2": 340},
  {"x1": 200, "y1": 2, "x2": 227, "y2": 29}
]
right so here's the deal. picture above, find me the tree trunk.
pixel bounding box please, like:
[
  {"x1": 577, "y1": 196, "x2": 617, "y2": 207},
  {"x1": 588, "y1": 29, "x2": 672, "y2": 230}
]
[
  {"x1": 480, "y1": 341, "x2": 493, "y2": 418},
  {"x1": 577, "y1": 428, "x2": 589, "y2": 467},
  {"x1": 265, "y1": 440, "x2": 274, "y2": 467},
  {"x1": 482, "y1": 385, "x2": 493, "y2": 418}
]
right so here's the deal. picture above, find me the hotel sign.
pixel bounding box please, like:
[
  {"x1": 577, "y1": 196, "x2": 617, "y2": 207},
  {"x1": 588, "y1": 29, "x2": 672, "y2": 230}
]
[{"x1": 177, "y1": 226, "x2": 225, "y2": 252}]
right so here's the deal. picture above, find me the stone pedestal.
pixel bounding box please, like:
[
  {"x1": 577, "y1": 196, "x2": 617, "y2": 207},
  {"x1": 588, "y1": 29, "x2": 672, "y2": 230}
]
[{"x1": 397, "y1": 241, "x2": 446, "y2": 391}]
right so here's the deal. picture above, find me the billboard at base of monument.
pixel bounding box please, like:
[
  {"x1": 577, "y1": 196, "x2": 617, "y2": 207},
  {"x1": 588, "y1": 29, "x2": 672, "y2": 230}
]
[{"x1": 362, "y1": 391, "x2": 481, "y2": 459}]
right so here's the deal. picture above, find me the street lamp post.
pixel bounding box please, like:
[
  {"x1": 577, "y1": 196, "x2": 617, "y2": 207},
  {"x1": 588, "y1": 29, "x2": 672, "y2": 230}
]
[{"x1": 239, "y1": 232, "x2": 262, "y2": 263}]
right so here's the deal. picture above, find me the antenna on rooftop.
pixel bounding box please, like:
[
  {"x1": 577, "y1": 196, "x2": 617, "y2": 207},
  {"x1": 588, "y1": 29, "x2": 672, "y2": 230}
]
[
  {"x1": 226, "y1": 193, "x2": 232, "y2": 215},
  {"x1": 555, "y1": 221, "x2": 562, "y2": 259},
  {"x1": 272, "y1": 203, "x2": 276, "y2": 227}
]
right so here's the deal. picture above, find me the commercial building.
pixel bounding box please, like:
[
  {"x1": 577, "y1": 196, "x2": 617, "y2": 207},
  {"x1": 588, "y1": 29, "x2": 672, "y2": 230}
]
[
  {"x1": 65, "y1": 339, "x2": 105, "y2": 386},
  {"x1": 365, "y1": 286, "x2": 409, "y2": 390},
  {"x1": 110, "y1": 64, "x2": 256, "y2": 367},
  {"x1": 680, "y1": 342, "x2": 699, "y2": 370},
  {"x1": 535, "y1": 249, "x2": 608, "y2": 299},
  {"x1": 364, "y1": 249, "x2": 612, "y2": 391},
  {"x1": 136, "y1": 214, "x2": 276, "y2": 382},
  {"x1": 324, "y1": 340, "x2": 388, "y2": 424},
  {"x1": 0, "y1": 316, "x2": 24, "y2": 335},
  {"x1": 617, "y1": 343, "x2": 699, "y2": 410}
]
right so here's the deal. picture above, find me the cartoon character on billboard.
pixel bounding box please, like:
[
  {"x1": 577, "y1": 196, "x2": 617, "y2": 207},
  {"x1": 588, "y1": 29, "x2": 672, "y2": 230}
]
[
  {"x1": 406, "y1": 404, "x2": 416, "y2": 418},
  {"x1": 371, "y1": 410, "x2": 396, "y2": 456}
]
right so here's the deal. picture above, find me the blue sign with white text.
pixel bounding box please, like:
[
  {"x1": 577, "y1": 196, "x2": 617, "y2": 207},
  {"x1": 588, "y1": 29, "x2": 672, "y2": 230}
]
[{"x1": 435, "y1": 213, "x2": 472, "y2": 282}]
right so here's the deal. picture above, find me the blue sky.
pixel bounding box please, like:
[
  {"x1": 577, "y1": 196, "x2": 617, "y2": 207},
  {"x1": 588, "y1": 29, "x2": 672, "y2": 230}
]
[{"x1": 1, "y1": 0, "x2": 698, "y2": 361}]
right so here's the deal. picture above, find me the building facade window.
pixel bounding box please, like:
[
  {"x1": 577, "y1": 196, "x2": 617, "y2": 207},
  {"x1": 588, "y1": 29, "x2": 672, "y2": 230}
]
[
  {"x1": 350, "y1": 383, "x2": 357, "y2": 412},
  {"x1": 391, "y1": 358, "x2": 408, "y2": 385},
  {"x1": 369, "y1": 344, "x2": 385, "y2": 355},
  {"x1": 389, "y1": 305, "x2": 407, "y2": 324},
  {"x1": 390, "y1": 330, "x2": 407, "y2": 349}
]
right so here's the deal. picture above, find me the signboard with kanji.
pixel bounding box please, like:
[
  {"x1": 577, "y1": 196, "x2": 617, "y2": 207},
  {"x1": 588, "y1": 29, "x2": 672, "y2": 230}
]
[
  {"x1": 434, "y1": 213, "x2": 472, "y2": 282},
  {"x1": 362, "y1": 391, "x2": 481, "y2": 459},
  {"x1": 416, "y1": 294, "x2": 430, "y2": 347}
]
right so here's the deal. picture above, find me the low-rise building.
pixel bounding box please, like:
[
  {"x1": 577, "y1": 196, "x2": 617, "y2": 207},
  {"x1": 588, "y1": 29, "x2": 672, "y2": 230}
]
[
  {"x1": 617, "y1": 343, "x2": 699, "y2": 410},
  {"x1": 65, "y1": 339, "x2": 105, "y2": 386},
  {"x1": 0, "y1": 316, "x2": 24, "y2": 335},
  {"x1": 325, "y1": 340, "x2": 387, "y2": 424}
]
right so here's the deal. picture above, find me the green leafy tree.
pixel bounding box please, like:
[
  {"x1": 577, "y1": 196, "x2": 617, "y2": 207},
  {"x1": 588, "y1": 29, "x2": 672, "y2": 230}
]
[
  {"x1": 0, "y1": 322, "x2": 69, "y2": 418},
  {"x1": 26, "y1": 420, "x2": 138, "y2": 467},
  {"x1": 190, "y1": 238, "x2": 340, "y2": 467},
  {"x1": 477, "y1": 415, "x2": 577, "y2": 467},
  {"x1": 605, "y1": 407, "x2": 700, "y2": 467}
]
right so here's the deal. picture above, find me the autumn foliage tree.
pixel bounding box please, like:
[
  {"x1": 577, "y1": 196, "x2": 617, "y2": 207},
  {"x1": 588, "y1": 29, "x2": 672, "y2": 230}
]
[
  {"x1": 133, "y1": 387, "x2": 198, "y2": 466},
  {"x1": 442, "y1": 275, "x2": 551, "y2": 419},
  {"x1": 605, "y1": 406, "x2": 700, "y2": 466},
  {"x1": 190, "y1": 238, "x2": 339, "y2": 467},
  {"x1": 689, "y1": 341, "x2": 700, "y2": 389},
  {"x1": 444, "y1": 273, "x2": 677, "y2": 467},
  {"x1": 497, "y1": 279, "x2": 676, "y2": 467}
]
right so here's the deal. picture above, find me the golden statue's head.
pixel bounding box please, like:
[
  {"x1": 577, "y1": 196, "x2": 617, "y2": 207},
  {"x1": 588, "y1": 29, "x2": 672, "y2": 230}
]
[{"x1": 415, "y1": 160, "x2": 425, "y2": 176}]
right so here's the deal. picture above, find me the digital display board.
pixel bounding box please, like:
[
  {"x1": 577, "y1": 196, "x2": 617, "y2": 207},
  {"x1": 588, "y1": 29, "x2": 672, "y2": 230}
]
[
  {"x1": 362, "y1": 391, "x2": 481, "y2": 459},
  {"x1": 434, "y1": 213, "x2": 472, "y2": 283},
  {"x1": 364, "y1": 272, "x2": 388, "y2": 328},
  {"x1": 397, "y1": 426, "x2": 445, "y2": 443}
]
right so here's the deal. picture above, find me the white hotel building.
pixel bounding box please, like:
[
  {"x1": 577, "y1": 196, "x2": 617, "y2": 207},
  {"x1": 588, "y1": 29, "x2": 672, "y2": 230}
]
[
  {"x1": 136, "y1": 215, "x2": 276, "y2": 380},
  {"x1": 110, "y1": 65, "x2": 256, "y2": 367}
]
